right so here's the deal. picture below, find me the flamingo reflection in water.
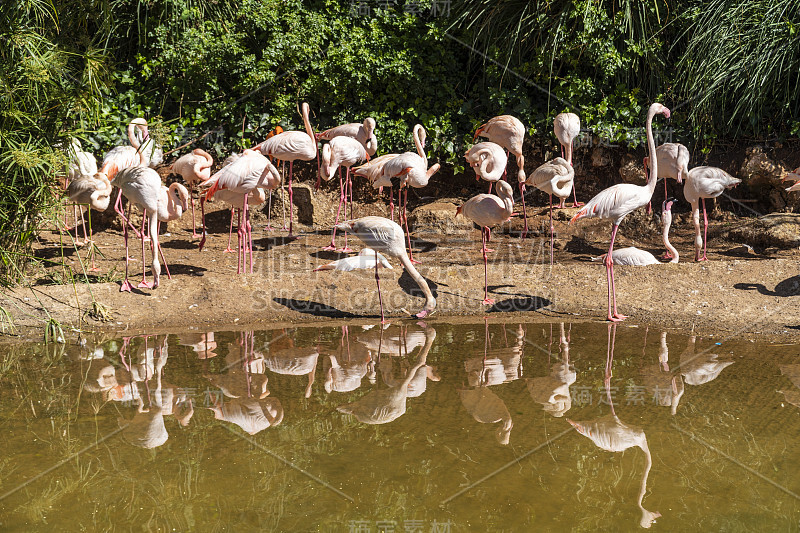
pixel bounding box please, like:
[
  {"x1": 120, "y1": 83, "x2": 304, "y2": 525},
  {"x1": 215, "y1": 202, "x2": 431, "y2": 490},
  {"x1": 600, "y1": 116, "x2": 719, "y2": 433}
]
[
  {"x1": 525, "y1": 323, "x2": 577, "y2": 418},
  {"x1": 323, "y1": 326, "x2": 375, "y2": 394},
  {"x1": 336, "y1": 325, "x2": 436, "y2": 425},
  {"x1": 567, "y1": 325, "x2": 662, "y2": 528}
]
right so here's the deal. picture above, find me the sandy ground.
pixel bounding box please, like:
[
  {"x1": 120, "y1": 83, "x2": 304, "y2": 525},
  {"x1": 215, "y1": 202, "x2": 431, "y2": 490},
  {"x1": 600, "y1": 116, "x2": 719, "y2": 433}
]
[{"x1": 3, "y1": 183, "x2": 800, "y2": 343}]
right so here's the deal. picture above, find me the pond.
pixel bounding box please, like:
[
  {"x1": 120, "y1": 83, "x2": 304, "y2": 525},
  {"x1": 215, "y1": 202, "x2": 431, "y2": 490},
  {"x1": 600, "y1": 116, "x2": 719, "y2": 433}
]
[{"x1": 0, "y1": 320, "x2": 798, "y2": 531}]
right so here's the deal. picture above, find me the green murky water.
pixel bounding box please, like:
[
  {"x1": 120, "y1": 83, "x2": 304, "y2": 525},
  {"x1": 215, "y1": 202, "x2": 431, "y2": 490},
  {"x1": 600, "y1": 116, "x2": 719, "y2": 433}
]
[{"x1": 0, "y1": 321, "x2": 799, "y2": 531}]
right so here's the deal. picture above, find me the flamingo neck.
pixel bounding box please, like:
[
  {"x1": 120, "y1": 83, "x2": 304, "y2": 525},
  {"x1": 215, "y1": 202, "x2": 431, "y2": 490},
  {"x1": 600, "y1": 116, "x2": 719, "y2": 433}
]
[
  {"x1": 662, "y1": 211, "x2": 679, "y2": 262},
  {"x1": 398, "y1": 252, "x2": 435, "y2": 312},
  {"x1": 127, "y1": 121, "x2": 142, "y2": 150},
  {"x1": 645, "y1": 107, "x2": 659, "y2": 193},
  {"x1": 565, "y1": 141, "x2": 573, "y2": 166},
  {"x1": 413, "y1": 125, "x2": 426, "y2": 163},
  {"x1": 301, "y1": 103, "x2": 316, "y2": 151}
]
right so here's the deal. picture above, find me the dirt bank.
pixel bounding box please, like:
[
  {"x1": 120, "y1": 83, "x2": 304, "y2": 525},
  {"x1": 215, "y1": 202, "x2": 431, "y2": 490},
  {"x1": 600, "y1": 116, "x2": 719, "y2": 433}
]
[{"x1": 4, "y1": 187, "x2": 800, "y2": 342}]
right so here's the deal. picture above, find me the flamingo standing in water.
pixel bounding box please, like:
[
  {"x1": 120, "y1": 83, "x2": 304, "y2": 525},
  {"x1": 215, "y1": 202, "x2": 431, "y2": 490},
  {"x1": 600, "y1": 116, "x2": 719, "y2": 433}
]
[
  {"x1": 255, "y1": 102, "x2": 318, "y2": 236},
  {"x1": 316, "y1": 117, "x2": 377, "y2": 156},
  {"x1": 199, "y1": 149, "x2": 281, "y2": 274},
  {"x1": 457, "y1": 181, "x2": 515, "y2": 305},
  {"x1": 335, "y1": 216, "x2": 436, "y2": 322},
  {"x1": 320, "y1": 136, "x2": 368, "y2": 251},
  {"x1": 380, "y1": 124, "x2": 440, "y2": 264},
  {"x1": 66, "y1": 172, "x2": 113, "y2": 270},
  {"x1": 553, "y1": 112, "x2": 582, "y2": 206},
  {"x1": 570, "y1": 102, "x2": 670, "y2": 321},
  {"x1": 521, "y1": 157, "x2": 574, "y2": 261},
  {"x1": 465, "y1": 141, "x2": 507, "y2": 193},
  {"x1": 568, "y1": 325, "x2": 661, "y2": 529},
  {"x1": 170, "y1": 148, "x2": 213, "y2": 238},
  {"x1": 683, "y1": 166, "x2": 741, "y2": 261}
]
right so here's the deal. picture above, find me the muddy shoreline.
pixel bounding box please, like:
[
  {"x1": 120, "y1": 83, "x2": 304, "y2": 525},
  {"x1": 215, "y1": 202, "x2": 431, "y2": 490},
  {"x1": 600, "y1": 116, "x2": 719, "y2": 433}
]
[{"x1": 4, "y1": 197, "x2": 800, "y2": 343}]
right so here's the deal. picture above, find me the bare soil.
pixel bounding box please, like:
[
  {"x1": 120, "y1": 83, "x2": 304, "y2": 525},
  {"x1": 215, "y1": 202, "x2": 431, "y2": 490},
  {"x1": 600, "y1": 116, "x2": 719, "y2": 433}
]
[{"x1": 5, "y1": 163, "x2": 800, "y2": 342}]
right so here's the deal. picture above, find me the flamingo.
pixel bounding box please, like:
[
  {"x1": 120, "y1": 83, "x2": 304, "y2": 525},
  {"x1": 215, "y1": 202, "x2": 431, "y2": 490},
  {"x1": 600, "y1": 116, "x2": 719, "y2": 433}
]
[
  {"x1": 570, "y1": 102, "x2": 670, "y2": 321},
  {"x1": 62, "y1": 139, "x2": 98, "y2": 232},
  {"x1": 380, "y1": 124, "x2": 441, "y2": 263},
  {"x1": 335, "y1": 216, "x2": 436, "y2": 322},
  {"x1": 313, "y1": 248, "x2": 392, "y2": 272},
  {"x1": 553, "y1": 112, "x2": 582, "y2": 206},
  {"x1": 199, "y1": 149, "x2": 281, "y2": 274},
  {"x1": 214, "y1": 188, "x2": 266, "y2": 254},
  {"x1": 101, "y1": 118, "x2": 162, "y2": 179},
  {"x1": 320, "y1": 136, "x2": 368, "y2": 251},
  {"x1": 474, "y1": 115, "x2": 525, "y2": 182},
  {"x1": 661, "y1": 198, "x2": 679, "y2": 262},
  {"x1": 784, "y1": 166, "x2": 800, "y2": 184},
  {"x1": 66, "y1": 172, "x2": 112, "y2": 270},
  {"x1": 255, "y1": 102, "x2": 318, "y2": 236},
  {"x1": 457, "y1": 180, "x2": 515, "y2": 305},
  {"x1": 465, "y1": 141, "x2": 507, "y2": 192},
  {"x1": 316, "y1": 117, "x2": 377, "y2": 156},
  {"x1": 170, "y1": 148, "x2": 213, "y2": 238},
  {"x1": 521, "y1": 157, "x2": 574, "y2": 261},
  {"x1": 458, "y1": 386, "x2": 514, "y2": 445},
  {"x1": 568, "y1": 325, "x2": 661, "y2": 529},
  {"x1": 354, "y1": 153, "x2": 401, "y2": 218},
  {"x1": 590, "y1": 247, "x2": 660, "y2": 266},
  {"x1": 644, "y1": 142, "x2": 689, "y2": 205},
  {"x1": 112, "y1": 163, "x2": 166, "y2": 292},
  {"x1": 683, "y1": 166, "x2": 741, "y2": 261}
]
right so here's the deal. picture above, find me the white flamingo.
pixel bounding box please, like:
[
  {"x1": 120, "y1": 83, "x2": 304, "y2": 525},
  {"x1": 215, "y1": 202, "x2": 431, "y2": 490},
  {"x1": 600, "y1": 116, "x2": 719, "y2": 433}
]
[
  {"x1": 683, "y1": 166, "x2": 741, "y2": 261},
  {"x1": 170, "y1": 148, "x2": 214, "y2": 238},
  {"x1": 62, "y1": 138, "x2": 99, "y2": 233},
  {"x1": 320, "y1": 136, "x2": 368, "y2": 251},
  {"x1": 313, "y1": 248, "x2": 392, "y2": 272},
  {"x1": 570, "y1": 103, "x2": 670, "y2": 321},
  {"x1": 316, "y1": 117, "x2": 377, "y2": 156},
  {"x1": 553, "y1": 112, "x2": 582, "y2": 206},
  {"x1": 474, "y1": 115, "x2": 526, "y2": 182},
  {"x1": 465, "y1": 141, "x2": 508, "y2": 192},
  {"x1": 353, "y1": 153, "x2": 401, "y2": 218},
  {"x1": 661, "y1": 198, "x2": 679, "y2": 262},
  {"x1": 457, "y1": 181, "x2": 515, "y2": 305},
  {"x1": 66, "y1": 172, "x2": 112, "y2": 270},
  {"x1": 521, "y1": 157, "x2": 574, "y2": 262},
  {"x1": 335, "y1": 216, "x2": 436, "y2": 321}
]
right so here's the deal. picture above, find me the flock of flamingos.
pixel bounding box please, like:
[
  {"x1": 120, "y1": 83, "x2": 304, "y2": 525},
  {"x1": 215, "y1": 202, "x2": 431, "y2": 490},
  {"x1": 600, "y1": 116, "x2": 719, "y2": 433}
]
[{"x1": 62, "y1": 102, "x2": 800, "y2": 322}]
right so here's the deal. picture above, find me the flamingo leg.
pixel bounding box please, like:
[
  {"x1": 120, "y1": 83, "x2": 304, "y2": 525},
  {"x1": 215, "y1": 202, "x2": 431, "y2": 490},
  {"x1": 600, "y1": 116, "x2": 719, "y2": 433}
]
[
  {"x1": 520, "y1": 183, "x2": 528, "y2": 239},
  {"x1": 116, "y1": 190, "x2": 133, "y2": 292},
  {"x1": 246, "y1": 194, "x2": 254, "y2": 274},
  {"x1": 403, "y1": 188, "x2": 420, "y2": 264},
  {"x1": 389, "y1": 186, "x2": 395, "y2": 221},
  {"x1": 482, "y1": 227, "x2": 495, "y2": 306},
  {"x1": 324, "y1": 167, "x2": 345, "y2": 251},
  {"x1": 549, "y1": 194, "x2": 554, "y2": 265},
  {"x1": 288, "y1": 160, "x2": 294, "y2": 237},
  {"x1": 266, "y1": 190, "x2": 274, "y2": 231},
  {"x1": 77, "y1": 205, "x2": 88, "y2": 245},
  {"x1": 375, "y1": 253, "x2": 386, "y2": 324},
  {"x1": 87, "y1": 208, "x2": 99, "y2": 272},
  {"x1": 150, "y1": 216, "x2": 162, "y2": 289},
  {"x1": 570, "y1": 141, "x2": 583, "y2": 207},
  {"x1": 190, "y1": 189, "x2": 201, "y2": 238},
  {"x1": 156, "y1": 221, "x2": 171, "y2": 280},
  {"x1": 224, "y1": 209, "x2": 237, "y2": 253},
  {"x1": 604, "y1": 223, "x2": 627, "y2": 321},
  {"x1": 341, "y1": 169, "x2": 354, "y2": 253},
  {"x1": 701, "y1": 197, "x2": 709, "y2": 261},
  {"x1": 280, "y1": 162, "x2": 287, "y2": 230},
  {"x1": 138, "y1": 211, "x2": 152, "y2": 289}
]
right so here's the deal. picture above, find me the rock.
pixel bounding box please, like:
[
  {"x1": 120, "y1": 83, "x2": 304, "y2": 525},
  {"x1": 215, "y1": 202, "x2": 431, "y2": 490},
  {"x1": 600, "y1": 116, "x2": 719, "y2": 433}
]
[
  {"x1": 409, "y1": 200, "x2": 474, "y2": 233},
  {"x1": 739, "y1": 146, "x2": 794, "y2": 212},
  {"x1": 619, "y1": 154, "x2": 645, "y2": 184},
  {"x1": 268, "y1": 183, "x2": 340, "y2": 227},
  {"x1": 723, "y1": 213, "x2": 800, "y2": 249}
]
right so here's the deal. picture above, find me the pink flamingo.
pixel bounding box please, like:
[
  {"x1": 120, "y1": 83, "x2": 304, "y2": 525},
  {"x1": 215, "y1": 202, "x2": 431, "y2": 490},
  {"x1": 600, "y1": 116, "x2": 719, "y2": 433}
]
[
  {"x1": 521, "y1": 157, "x2": 574, "y2": 261},
  {"x1": 255, "y1": 102, "x2": 318, "y2": 236},
  {"x1": 570, "y1": 102, "x2": 670, "y2": 321},
  {"x1": 101, "y1": 118, "x2": 161, "y2": 179},
  {"x1": 214, "y1": 188, "x2": 266, "y2": 254},
  {"x1": 170, "y1": 148, "x2": 213, "y2": 238},
  {"x1": 320, "y1": 136, "x2": 368, "y2": 251},
  {"x1": 316, "y1": 117, "x2": 377, "y2": 156},
  {"x1": 62, "y1": 139, "x2": 98, "y2": 233},
  {"x1": 354, "y1": 153, "x2": 401, "y2": 218},
  {"x1": 199, "y1": 149, "x2": 280, "y2": 274},
  {"x1": 474, "y1": 115, "x2": 525, "y2": 229},
  {"x1": 683, "y1": 166, "x2": 740, "y2": 261},
  {"x1": 553, "y1": 112, "x2": 582, "y2": 207},
  {"x1": 66, "y1": 172, "x2": 112, "y2": 270},
  {"x1": 335, "y1": 216, "x2": 436, "y2": 322},
  {"x1": 457, "y1": 180, "x2": 515, "y2": 305},
  {"x1": 380, "y1": 124, "x2": 441, "y2": 263},
  {"x1": 465, "y1": 141, "x2": 507, "y2": 193}
]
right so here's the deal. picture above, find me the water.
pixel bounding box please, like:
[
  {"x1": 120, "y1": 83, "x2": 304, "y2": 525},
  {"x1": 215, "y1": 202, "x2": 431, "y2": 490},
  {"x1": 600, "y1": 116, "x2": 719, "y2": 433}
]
[{"x1": 0, "y1": 321, "x2": 798, "y2": 531}]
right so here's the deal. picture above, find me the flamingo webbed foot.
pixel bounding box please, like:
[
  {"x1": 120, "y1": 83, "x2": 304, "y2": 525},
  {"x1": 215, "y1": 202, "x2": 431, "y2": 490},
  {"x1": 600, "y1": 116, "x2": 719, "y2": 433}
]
[
  {"x1": 137, "y1": 280, "x2": 153, "y2": 289},
  {"x1": 482, "y1": 298, "x2": 496, "y2": 306},
  {"x1": 339, "y1": 246, "x2": 354, "y2": 253},
  {"x1": 322, "y1": 244, "x2": 337, "y2": 252},
  {"x1": 120, "y1": 280, "x2": 133, "y2": 292}
]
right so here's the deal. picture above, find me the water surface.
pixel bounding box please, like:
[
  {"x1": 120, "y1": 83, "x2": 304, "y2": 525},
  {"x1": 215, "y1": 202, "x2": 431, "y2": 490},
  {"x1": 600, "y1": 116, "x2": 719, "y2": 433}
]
[{"x1": 0, "y1": 321, "x2": 798, "y2": 531}]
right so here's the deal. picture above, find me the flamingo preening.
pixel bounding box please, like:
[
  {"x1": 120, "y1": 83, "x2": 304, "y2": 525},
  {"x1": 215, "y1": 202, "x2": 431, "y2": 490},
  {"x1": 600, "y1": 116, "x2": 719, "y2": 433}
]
[
  {"x1": 465, "y1": 141, "x2": 507, "y2": 193},
  {"x1": 320, "y1": 135, "x2": 369, "y2": 251},
  {"x1": 316, "y1": 117, "x2": 377, "y2": 156},
  {"x1": 570, "y1": 102, "x2": 670, "y2": 321},
  {"x1": 335, "y1": 216, "x2": 436, "y2": 322},
  {"x1": 101, "y1": 118, "x2": 162, "y2": 179},
  {"x1": 199, "y1": 149, "x2": 281, "y2": 274},
  {"x1": 62, "y1": 138, "x2": 98, "y2": 233},
  {"x1": 457, "y1": 180, "x2": 515, "y2": 305},
  {"x1": 683, "y1": 166, "x2": 741, "y2": 261},
  {"x1": 553, "y1": 112, "x2": 582, "y2": 206},
  {"x1": 255, "y1": 102, "x2": 318, "y2": 236},
  {"x1": 170, "y1": 148, "x2": 214, "y2": 238},
  {"x1": 474, "y1": 115, "x2": 525, "y2": 182},
  {"x1": 66, "y1": 172, "x2": 112, "y2": 270},
  {"x1": 522, "y1": 157, "x2": 574, "y2": 261}
]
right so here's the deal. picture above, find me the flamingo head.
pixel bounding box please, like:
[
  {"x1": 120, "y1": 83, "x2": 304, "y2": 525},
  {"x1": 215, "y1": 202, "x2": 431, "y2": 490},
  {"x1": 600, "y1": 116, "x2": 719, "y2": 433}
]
[
  {"x1": 473, "y1": 124, "x2": 485, "y2": 140},
  {"x1": 662, "y1": 197, "x2": 675, "y2": 213}
]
